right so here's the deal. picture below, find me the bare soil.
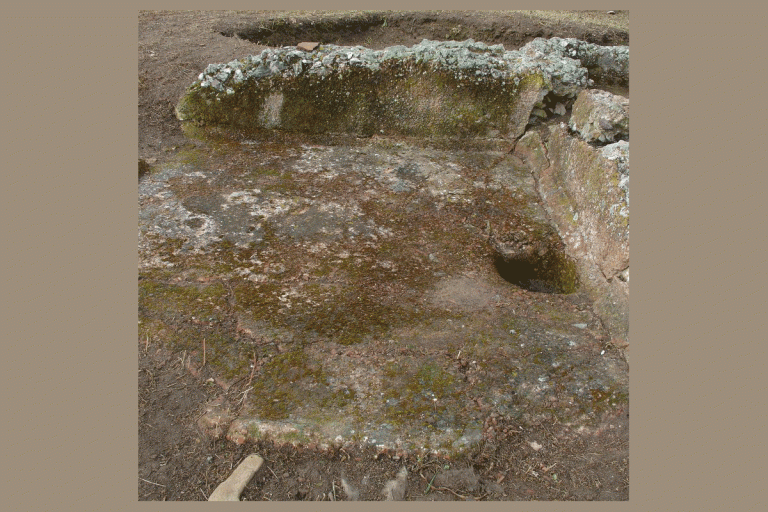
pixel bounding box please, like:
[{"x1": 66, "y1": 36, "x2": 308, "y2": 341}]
[{"x1": 138, "y1": 10, "x2": 629, "y2": 501}]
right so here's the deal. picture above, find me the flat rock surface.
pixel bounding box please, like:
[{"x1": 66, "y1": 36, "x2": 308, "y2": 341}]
[{"x1": 139, "y1": 130, "x2": 628, "y2": 453}]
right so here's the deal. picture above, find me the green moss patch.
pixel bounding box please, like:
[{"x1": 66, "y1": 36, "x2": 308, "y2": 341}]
[
  {"x1": 138, "y1": 278, "x2": 228, "y2": 324},
  {"x1": 248, "y1": 349, "x2": 331, "y2": 420},
  {"x1": 383, "y1": 362, "x2": 464, "y2": 427}
]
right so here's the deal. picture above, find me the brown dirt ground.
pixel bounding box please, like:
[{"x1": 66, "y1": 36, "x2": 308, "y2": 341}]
[{"x1": 138, "y1": 10, "x2": 629, "y2": 501}]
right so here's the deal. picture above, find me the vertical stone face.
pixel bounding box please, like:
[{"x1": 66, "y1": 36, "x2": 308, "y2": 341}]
[
  {"x1": 507, "y1": 74, "x2": 548, "y2": 139},
  {"x1": 175, "y1": 39, "x2": 602, "y2": 140},
  {"x1": 516, "y1": 125, "x2": 629, "y2": 341},
  {"x1": 514, "y1": 129, "x2": 550, "y2": 172},
  {"x1": 547, "y1": 125, "x2": 629, "y2": 277}
]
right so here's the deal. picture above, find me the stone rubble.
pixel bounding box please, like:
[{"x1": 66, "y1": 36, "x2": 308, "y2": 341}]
[
  {"x1": 521, "y1": 37, "x2": 629, "y2": 86},
  {"x1": 382, "y1": 467, "x2": 409, "y2": 501},
  {"x1": 193, "y1": 37, "x2": 627, "y2": 97},
  {"x1": 195, "y1": 38, "x2": 589, "y2": 96}
]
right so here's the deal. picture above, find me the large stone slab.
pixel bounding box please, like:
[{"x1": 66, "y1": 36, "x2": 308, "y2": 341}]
[
  {"x1": 175, "y1": 39, "x2": 627, "y2": 141},
  {"x1": 139, "y1": 133, "x2": 628, "y2": 454}
]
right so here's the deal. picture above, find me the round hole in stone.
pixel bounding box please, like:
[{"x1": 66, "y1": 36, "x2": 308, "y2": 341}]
[{"x1": 493, "y1": 253, "x2": 575, "y2": 294}]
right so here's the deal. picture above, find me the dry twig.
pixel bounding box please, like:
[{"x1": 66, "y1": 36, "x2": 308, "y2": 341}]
[
  {"x1": 247, "y1": 351, "x2": 257, "y2": 386},
  {"x1": 139, "y1": 477, "x2": 166, "y2": 488}
]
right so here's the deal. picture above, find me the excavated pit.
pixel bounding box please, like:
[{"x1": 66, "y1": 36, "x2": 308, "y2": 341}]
[
  {"x1": 140, "y1": 36, "x2": 629, "y2": 455},
  {"x1": 217, "y1": 11, "x2": 629, "y2": 60}
]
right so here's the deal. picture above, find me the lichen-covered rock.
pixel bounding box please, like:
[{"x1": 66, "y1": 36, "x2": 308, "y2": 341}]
[
  {"x1": 515, "y1": 125, "x2": 629, "y2": 341},
  {"x1": 569, "y1": 89, "x2": 629, "y2": 143},
  {"x1": 521, "y1": 37, "x2": 629, "y2": 86},
  {"x1": 175, "y1": 38, "x2": 619, "y2": 140}
]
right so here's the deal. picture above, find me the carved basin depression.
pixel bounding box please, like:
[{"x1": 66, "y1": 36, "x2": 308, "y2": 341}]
[{"x1": 139, "y1": 37, "x2": 629, "y2": 454}]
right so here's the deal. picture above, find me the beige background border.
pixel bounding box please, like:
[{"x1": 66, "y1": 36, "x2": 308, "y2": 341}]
[{"x1": 6, "y1": 1, "x2": 763, "y2": 509}]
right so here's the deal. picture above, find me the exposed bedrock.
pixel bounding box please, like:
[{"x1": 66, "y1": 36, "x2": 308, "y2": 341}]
[
  {"x1": 514, "y1": 125, "x2": 629, "y2": 343},
  {"x1": 175, "y1": 38, "x2": 628, "y2": 141},
  {"x1": 172, "y1": 36, "x2": 630, "y2": 349},
  {"x1": 142, "y1": 22, "x2": 633, "y2": 455},
  {"x1": 173, "y1": 36, "x2": 630, "y2": 345}
]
